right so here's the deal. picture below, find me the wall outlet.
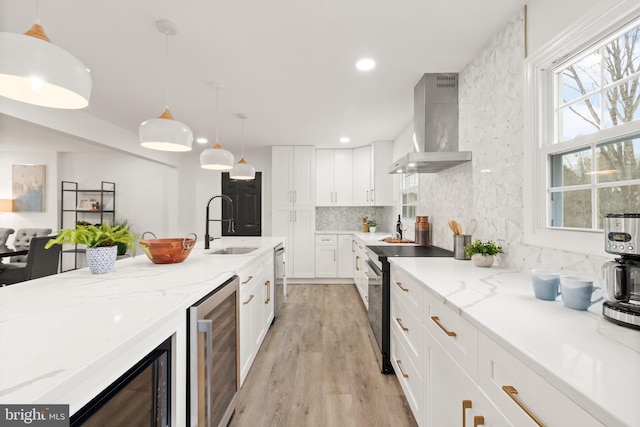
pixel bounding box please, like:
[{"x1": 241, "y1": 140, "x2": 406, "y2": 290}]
[{"x1": 496, "y1": 218, "x2": 506, "y2": 241}]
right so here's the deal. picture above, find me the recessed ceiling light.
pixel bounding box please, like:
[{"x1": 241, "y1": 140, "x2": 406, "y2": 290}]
[
  {"x1": 196, "y1": 137, "x2": 208, "y2": 144},
  {"x1": 356, "y1": 58, "x2": 376, "y2": 71},
  {"x1": 339, "y1": 137, "x2": 350, "y2": 143}
]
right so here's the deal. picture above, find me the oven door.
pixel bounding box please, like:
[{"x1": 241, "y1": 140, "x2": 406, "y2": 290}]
[{"x1": 366, "y1": 258, "x2": 383, "y2": 354}]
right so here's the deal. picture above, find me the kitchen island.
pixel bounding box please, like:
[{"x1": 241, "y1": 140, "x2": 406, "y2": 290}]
[
  {"x1": 389, "y1": 257, "x2": 640, "y2": 427},
  {"x1": 0, "y1": 236, "x2": 284, "y2": 424}
]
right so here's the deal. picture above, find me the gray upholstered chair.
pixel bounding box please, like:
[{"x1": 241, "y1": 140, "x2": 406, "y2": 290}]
[
  {"x1": 9, "y1": 228, "x2": 52, "y2": 262},
  {"x1": 0, "y1": 235, "x2": 61, "y2": 286},
  {"x1": 0, "y1": 228, "x2": 14, "y2": 246}
]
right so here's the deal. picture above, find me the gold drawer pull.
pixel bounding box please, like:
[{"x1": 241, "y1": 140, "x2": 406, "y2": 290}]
[
  {"x1": 462, "y1": 400, "x2": 472, "y2": 427},
  {"x1": 502, "y1": 385, "x2": 545, "y2": 426},
  {"x1": 355, "y1": 255, "x2": 360, "y2": 271},
  {"x1": 431, "y1": 316, "x2": 457, "y2": 336},
  {"x1": 265, "y1": 280, "x2": 271, "y2": 304},
  {"x1": 395, "y1": 317, "x2": 409, "y2": 332},
  {"x1": 242, "y1": 275, "x2": 254, "y2": 284},
  {"x1": 395, "y1": 281, "x2": 409, "y2": 292},
  {"x1": 243, "y1": 294, "x2": 254, "y2": 305},
  {"x1": 474, "y1": 416, "x2": 485, "y2": 427},
  {"x1": 396, "y1": 360, "x2": 409, "y2": 378}
]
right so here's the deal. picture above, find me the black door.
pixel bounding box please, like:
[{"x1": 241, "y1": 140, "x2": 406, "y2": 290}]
[{"x1": 222, "y1": 172, "x2": 262, "y2": 236}]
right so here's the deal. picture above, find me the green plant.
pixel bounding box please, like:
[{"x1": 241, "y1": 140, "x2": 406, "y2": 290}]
[
  {"x1": 45, "y1": 222, "x2": 143, "y2": 254},
  {"x1": 464, "y1": 240, "x2": 503, "y2": 258},
  {"x1": 367, "y1": 219, "x2": 377, "y2": 227}
]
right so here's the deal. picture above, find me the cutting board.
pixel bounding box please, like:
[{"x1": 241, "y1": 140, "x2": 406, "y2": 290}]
[{"x1": 383, "y1": 238, "x2": 415, "y2": 243}]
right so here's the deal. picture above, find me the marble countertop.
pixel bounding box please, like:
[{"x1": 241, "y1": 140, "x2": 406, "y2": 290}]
[
  {"x1": 389, "y1": 257, "x2": 640, "y2": 427},
  {"x1": 0, "y1": 236, "x2": 284, "y2": 409},
  {"x1": 316, "y1": 230, "x2": 417, "y2": 246}
]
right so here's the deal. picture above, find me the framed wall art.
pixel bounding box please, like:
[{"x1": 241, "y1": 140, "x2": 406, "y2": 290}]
[{"x1": 12, "y1": 164, "x2": 46, "y2": 212}]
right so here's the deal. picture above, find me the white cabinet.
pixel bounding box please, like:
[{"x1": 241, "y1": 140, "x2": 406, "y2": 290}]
[
  {"x1": 272, "y1": 146, "x2": 315, "y2": 278},
  {"x1": 337, "y1": 234, "x2": 353, "y2": 278},
  {"x1": 352, "y1": 236, "x2": 368, "y2": 307},
  {"x1": 238, "y1": 259, "x2": 264, "y2": 386},
  {"x1": 315, "y1": 234, "x2": 337, "y2": 277},
  {"x1": 352, "y1": 141, "x2": 393, "y2": 206},
  {"x1": 315, "y1": 149, "x2": 353, "y2": 206}
]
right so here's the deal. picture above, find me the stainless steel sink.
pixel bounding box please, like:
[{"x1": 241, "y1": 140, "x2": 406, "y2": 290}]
[{"x1": 206, "y1": 247, "x2": 258, "y2": 255}]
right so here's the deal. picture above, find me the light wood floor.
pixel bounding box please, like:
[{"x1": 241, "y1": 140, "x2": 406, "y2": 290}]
[{"x1": 229, "y1": 284, "x2": 418, "y2": 427}]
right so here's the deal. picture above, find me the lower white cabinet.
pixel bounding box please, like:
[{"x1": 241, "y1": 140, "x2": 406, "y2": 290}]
[
  {"x1": 390, "y1": 263, "x2": 605, "y2": 427},
  {"x1": 273, "y1": 206, "x2": 315, "y2": 278},
  {"x1": 337, "y1": 234, "x2": 353, "y2": 278},
  {"x1": 315, "y1": 234, "x2": 356, "y2": 279},
  {"x1": 352, "y1": 237, "x2": 368, "y2": 308},
  {"x1": 239, "y1": 252, "x2": 275, "y2": 386}
]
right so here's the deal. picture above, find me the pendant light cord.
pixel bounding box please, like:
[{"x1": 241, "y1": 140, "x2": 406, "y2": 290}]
[
  {"x1": 215, "y1": 85, "x2": 221, "y2": 143},
  {"x1": 34, "y1": 0, "x2": 40, "y2": 24},
  {"x1": 240, "y1": 117, "x2": 245, "y2": 157},
  {"x1": 164, "y1": 32, "x2": 170, "y2": 109}
]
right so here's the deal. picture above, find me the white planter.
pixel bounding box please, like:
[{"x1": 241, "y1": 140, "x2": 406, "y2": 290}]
[
  {"x1": 86, "y1": 246, "x2": 117, "y2": 274},
  {"x1": 369, "y1": 226, "x2": 377, "y2": 233},
  {"x1": 471, "y1": 253, "x2": 494, "y2": 267}
]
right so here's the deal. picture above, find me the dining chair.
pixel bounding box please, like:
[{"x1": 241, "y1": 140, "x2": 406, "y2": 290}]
[
  {"x1": 0, "y1": 235, "x2": 61, "y2": 286},
  {"x1": 0, "y1": 228, "x2": 14, "y2": 246},
  {"x1": 9, "y1": 228, "x2": 52, "y2": 262}
]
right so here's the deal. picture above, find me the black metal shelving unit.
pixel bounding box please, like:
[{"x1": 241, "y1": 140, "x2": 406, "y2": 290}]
[{"x1": 60, "y1": 181, "x2": 116, "y2": 271}]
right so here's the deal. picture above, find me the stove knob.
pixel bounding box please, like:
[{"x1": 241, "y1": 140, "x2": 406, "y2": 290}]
[
  {"x1": 628, "y1": 246, "x2": 634, "y2": 251},
  {"x1": 611, "y1": 245, "x2": 618, "y2": 250}
]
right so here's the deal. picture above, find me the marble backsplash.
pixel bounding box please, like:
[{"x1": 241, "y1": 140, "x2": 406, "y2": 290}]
[{"x1": 316, "y1": 206, "x2": 396, "y2": 233}]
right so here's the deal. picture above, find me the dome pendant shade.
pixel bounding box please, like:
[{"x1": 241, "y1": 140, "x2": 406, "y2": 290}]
[
  {"x1": 200, "y1": 142, "x2": 234, "y2": 170},
  {"x1": 140, "y1": 107, "x2": 193, "y2": 152},
  {"x1": 230, "y1": 157, "x2": 256, "y2": 180},
  {"x1": 0, "y1": 25, "x2": 92, "y2": 109}
]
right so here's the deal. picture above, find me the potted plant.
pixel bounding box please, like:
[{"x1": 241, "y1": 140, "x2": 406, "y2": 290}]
[
  {"x1": 367, "y1": 219, "x2": 378, "y2": 233},
  {"x1": 464, "y1": 240, "x2": 503, "y2": 267},
  {"x1": 45, "y1": 222, "x2": 142, "y2": 274}
]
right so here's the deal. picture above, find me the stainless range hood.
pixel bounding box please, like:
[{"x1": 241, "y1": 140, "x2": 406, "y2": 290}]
[{"x1": 389, "y1": 73, "x2": 471, "y2": 174}]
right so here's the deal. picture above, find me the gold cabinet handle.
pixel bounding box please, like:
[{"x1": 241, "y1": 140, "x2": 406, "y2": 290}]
[
  {"x1": 355, "y1": 255, "x2": 360, "y2": 271},
  {"x1": 242, "y1": 275, "x2": 253, "y2": 285},
  {"x1": 396, "y1": 360, "x2": 409, "y2": 378},
  {"x1": 462, "y1": 400, "x2": 472, "y2": 427},
  {"x1": 243, "y1": 294, "x2": 254, "y2": 305},
  {"x1": 502, "y1": 386, "x2": 545, "y2": 426},
  {"x1": 395, "y1": 281, "x2": 409, "y2": 292},
  {"x1": 265, "y1": 280, "x2": 271, "y2": 304},
  {"x1": 474, "y1": 416, "x2": 485, "y2": 427},
  {"x1": 395, "y1": 317, "x2": 409, "y2": 332},
  {"x1": 431, "y1": 316, "x2": 457, "y2": 337}
]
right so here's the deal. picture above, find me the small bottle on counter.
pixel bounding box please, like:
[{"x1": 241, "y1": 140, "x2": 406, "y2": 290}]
[{"x1": 396, "y1": 215, "x2": 403, "y2": 240}]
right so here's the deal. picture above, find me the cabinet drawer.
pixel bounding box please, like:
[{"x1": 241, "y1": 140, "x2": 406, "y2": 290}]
[
  {"x1": 315, "y1": 234, "x2": 337, "y2": 245},
  {"x1": 425, "y1": 295, "x2": 478, "y2": 381},
  {"x1": 390, "y1": 326, "x2": 424, "y2": 424},
  {"x1": 478, "y1": 332, "x2": 604, "y2": 427},
  {"x1": 390, "y1": 266, "x2": 424, "y2": 319},
  {"x1": 238, "y1": 262, "x2": 264, "y2": 294},
  {"x1": 390, "y1": 292, "x2": 423, "y2": 364}
]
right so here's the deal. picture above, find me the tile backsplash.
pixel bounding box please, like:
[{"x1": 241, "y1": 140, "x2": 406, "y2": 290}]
[{"x1": 316, "y1": 206, "x2": 395, "y2": 233}]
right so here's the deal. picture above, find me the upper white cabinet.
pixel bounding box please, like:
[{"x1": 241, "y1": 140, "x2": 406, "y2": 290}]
[
  {"x1": 272, "y1": 146, "x2": 315, "y2": 278},
  {"x1": 272, "y1": 146, "x2": 315, "y2": 207},
  {"x1": 351, "y1": 141, "x2": 393, "y2": 206},
  {"x1": 316, "y1": 149, "x2": 353, "y2": 206}
]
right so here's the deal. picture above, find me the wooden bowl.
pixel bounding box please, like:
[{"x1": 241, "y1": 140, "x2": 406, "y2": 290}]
[{"x1": 140, "y1": 233, "x2": 197, "y2": 264}]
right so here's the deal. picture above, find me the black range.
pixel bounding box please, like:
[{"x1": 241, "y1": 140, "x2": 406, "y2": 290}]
[{"x1": 365, "y1": 244, "x2": 453, "y2": 373}]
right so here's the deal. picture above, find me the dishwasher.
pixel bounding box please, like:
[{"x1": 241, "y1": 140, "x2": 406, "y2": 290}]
[
  {"x1": 188, "y1": 275, "x2": 239, "y2": 427},
  {"x1": 273, "y1": 243, "x2": 286, "y2": 320}
]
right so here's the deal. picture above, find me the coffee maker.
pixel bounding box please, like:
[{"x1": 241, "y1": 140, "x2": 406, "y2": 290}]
[{"x1": 602, "y1": 213, "x2": 640, "y2": 329}]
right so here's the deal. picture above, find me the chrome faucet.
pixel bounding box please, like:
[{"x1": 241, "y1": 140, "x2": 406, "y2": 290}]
[{"x1": 204, "y1": 194, "x2": 235, "y2": 249}]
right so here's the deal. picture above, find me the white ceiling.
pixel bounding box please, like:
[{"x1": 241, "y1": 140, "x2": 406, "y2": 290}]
[{"x1": 0, "y1": 0, "x2": 525, "y2": 154}]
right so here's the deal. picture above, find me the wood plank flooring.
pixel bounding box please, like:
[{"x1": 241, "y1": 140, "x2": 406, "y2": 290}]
[{"x1": 229, "y1": 284, "x2": 418, "y2": 427}]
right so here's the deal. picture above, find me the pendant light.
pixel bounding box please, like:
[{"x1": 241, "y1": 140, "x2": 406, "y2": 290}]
[
  {"x1": 0, "y1": 1, "x2": 92, "y2": 109},
  {"x1": 230, "y1": 114, "x2": 256, "y2": 180},
  {"x1": 139, "y1": 20, "x2": 193, "y2": 152},
  {"x1": 200, "y1": 84, "x2": 234, "y2": 170}
]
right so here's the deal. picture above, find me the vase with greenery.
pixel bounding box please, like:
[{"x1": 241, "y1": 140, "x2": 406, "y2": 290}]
[
  {"x1": 367, "y1": 219, "x2": 377, "y2": 233},
  {"x1": 45, "y1": 222, "x2": 141, "y2": 274},
  {"x1": 464, "y1": 240, "x2": 503, "y2": 267}
]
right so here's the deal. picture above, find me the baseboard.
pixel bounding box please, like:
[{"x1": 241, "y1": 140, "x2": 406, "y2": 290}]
[{"x1": 286, "y1": 278, "x2": 355, "y2": 285}]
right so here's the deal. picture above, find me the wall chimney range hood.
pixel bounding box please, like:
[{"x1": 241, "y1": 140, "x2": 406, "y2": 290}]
[{"x1": 389, "y1": 73, "x2": 471, "y2": 174}]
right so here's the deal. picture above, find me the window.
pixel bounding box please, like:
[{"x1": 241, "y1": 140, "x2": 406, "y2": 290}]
[
  {"x1": 400, "y1": 173, "x2": 418, "y2": 219},
  {"x1": 545, "y1": 16, "x2": 640, "y2": 231}
]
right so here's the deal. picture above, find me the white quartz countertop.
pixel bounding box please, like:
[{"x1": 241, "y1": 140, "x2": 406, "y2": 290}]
[
  {"x1": 389, "y1": 257, "x2": 640, "y2": 427},
  {"x1": 0, "y1": 236, "x2": 284, "y2": 409},
  {"x1": 316, "y1": 230, "x2": 417, "y2": 246}
]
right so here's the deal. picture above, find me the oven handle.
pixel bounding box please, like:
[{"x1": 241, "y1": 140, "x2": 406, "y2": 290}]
[
  {"x1": 197, "y1": 319, "x2": 213, "y2": 427},
  {"x1": 366, "y1": 259, "x2": 383, "y2": 278}
]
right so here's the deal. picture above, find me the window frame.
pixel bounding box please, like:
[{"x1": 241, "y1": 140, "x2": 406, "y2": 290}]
[
  {"x1": 399, "y1": 173, "x2": 419, "y2": 221},
  {"x1": 524, "y1": 0, "x2": 640, "y2": 256}
]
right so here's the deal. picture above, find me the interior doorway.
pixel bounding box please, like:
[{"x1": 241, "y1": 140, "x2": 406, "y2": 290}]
[{"x1": 222, "y1": 172, "x2": 262, "y2": 236}]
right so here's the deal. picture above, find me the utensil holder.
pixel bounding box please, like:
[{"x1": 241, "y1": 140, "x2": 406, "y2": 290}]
[{"x1": 453, "y1": 235, "x2": 471, "y2": 260}]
